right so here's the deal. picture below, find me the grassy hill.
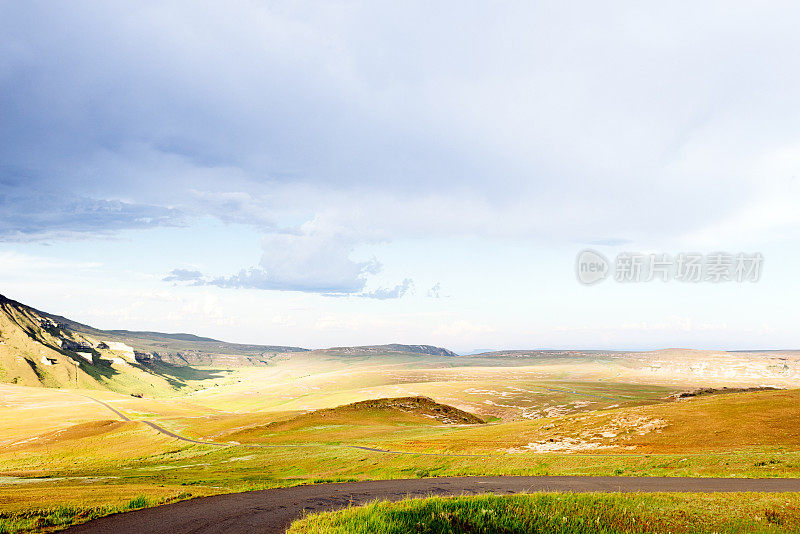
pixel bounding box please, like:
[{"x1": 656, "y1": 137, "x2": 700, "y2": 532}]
[
  {"x1": 220, "y1": 396, "x2": 484, "y2": 444},
  {"x1": 0, "y1": 293, "x2": 304, "y2": 395}
]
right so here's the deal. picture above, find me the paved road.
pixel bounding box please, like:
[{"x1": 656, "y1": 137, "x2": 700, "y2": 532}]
[
  {"x1": 80, "y1": 396, "x2": 226, "y2": 446},
  {"x1": 64, "y1": 475, "x2": 800, "y2": 534},
  {"x1": 81, "y1": 396, "x2": 131, "y2": 422}
]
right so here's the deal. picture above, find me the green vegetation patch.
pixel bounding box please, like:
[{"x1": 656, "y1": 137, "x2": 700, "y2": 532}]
[
  {"x1": 288, "y1": 492, "x2": 800, "y2": 534},
  {"x1": 0, "y1": 494, "x2": 191, "y2": 534}
]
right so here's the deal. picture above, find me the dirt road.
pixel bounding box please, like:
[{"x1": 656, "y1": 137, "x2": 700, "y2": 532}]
[{"x1": 64, "y1": 475, "x2": 800, "y2": 534}]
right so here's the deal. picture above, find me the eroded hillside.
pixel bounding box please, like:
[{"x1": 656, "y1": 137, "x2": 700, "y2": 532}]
[{"x1": 0, "y1": 294, "x2": 299, "y2": 395}]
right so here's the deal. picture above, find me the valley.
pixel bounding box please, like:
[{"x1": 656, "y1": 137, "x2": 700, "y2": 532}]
[{"x1": 1, "y1": 294, "x2": 799, "y2": 533}]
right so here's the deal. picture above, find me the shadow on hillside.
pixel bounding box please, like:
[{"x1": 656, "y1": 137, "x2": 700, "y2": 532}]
[
  {"x1": 144, "y1": 362, "x2": 233, "y2": 389},
  {"x1": 62, "y1": 350, "x2": 122, "y2": 382},
  {"x1": 56, "y1": 348, "x2": 231, "y2": 391}
]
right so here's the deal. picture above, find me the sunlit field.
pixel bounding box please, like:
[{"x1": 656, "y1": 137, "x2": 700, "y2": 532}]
[{"x1": 2, "y1": 346, "x2": 800, "y2": 532}]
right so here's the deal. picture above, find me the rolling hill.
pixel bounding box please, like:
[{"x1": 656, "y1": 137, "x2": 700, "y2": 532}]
[{"x1": 219, "y1": 396, "x2": 484, "y2": 444}]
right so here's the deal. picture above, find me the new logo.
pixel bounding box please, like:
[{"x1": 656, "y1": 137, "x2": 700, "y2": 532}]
[{"x1": 576, "y1": 249, "x2": 609, "y2": 285}]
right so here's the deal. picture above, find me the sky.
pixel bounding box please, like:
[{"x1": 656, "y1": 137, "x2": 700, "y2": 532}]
[{"x1": 2, "y1": 1, "x2": 800, "y2": 352}]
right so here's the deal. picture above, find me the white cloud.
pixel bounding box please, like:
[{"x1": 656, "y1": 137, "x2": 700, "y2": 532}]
[
  {"x1": 362, "y1": 278, "x2": 413, "y2": 300},
  {"x1": 171, "y1": 217, "x2": 392, "y2": 295},
  {"x1": 427, "y1": 282, "x2": 441, "y2": 298}
]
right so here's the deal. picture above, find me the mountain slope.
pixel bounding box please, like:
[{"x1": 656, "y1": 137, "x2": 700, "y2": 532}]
[
  {"x1": 43, "y1": 308, "x2": 307, "y2": 366},
  {"x1": 0, "y1": 294, "x2": 170, "y2": 392},
  {"x1": 0, "y1": 293, "x2": 305, "y2": 394}
]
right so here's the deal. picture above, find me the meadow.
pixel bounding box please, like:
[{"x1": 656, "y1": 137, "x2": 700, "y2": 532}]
[{"x1": 1, "y1": 348, "x2": 800, "y2": 533}]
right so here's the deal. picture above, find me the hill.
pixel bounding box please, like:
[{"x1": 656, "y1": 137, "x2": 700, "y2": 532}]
[
  {"x1": 43, "y1": 305, "x2": 307, "y2": 366},
  {"x1": 387, "y1": 387, "x2": 800, "y2": 454},
  {"x1": 464, "y1": 348, "x2": 800, "y2": 388},
  {"x1": 321, "y1": 344, "x2": 457, "y2": 357},
  {"x1": 0, "y1": 294, "x2": 154, "y2": 392},
  {"x1": 306, "y1": 396, "x2": 485, "y2": 425},
  {"x1": 220, "y1": 396, "x2": 483, "y2": 444},
  {"x1": 0, "y1": 293, "x2": 305, "y2": 394}
]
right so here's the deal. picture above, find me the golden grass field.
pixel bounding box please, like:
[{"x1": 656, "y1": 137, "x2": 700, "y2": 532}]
[{"x1": 1, "y1": 347, "x2": 800, "y2": 533}]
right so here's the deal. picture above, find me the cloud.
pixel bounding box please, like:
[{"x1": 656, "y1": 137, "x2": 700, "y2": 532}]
[
  {"x1": 427, "y1": 282, "x2": 441, "y2": 298},
  {"x1": 163, "y1": 268, "x2": 203, "y2": 282},
  {"x1": 251, "y1": 224, "x2": 381, "y2": 293},
  {"x1": 164, "y1": 221, "x2": 393, "y2": 295},
  {"x1": 3, "y1": 1, "x2": 800, "y2": 255},
  {"x1": 204, "y1": 268, "x2": 276, "y2": 290},
  {"x1": 6, "y1": 2, "x2": 800, "y2": 351},
  {"x1": 168, "y1": 267, "x2": 412, "y2": 299},
  {"x1": 202, "y1": 266, "x2": 364, "y2": 294},
  {"x1": 166, "y1": 239, "x2": 412, "y2": 299},
  {"x1": 362, "y1": 278, "x2": 414, "y2": 300},
  {"x1": 0, "y1": 188, "x2": 183, "y2": 242}
]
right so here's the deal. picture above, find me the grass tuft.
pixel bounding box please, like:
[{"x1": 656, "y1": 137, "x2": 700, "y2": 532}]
[
  {"x1": 0, "y1": 492, "x2": 193, "y2": 534},
  {"x1": 124, "y1": 495, "x2": 149, "y2": 510}
]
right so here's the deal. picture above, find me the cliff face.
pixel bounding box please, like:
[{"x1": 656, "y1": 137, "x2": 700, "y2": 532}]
[{"x1": 0, "y1": 293, "x2": 105, "y2": 389}]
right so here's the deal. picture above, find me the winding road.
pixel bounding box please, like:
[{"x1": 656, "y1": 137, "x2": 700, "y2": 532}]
[
  {"x1": 81, "y1": 394, "x2": 485, "y2": 454},
  {"x1": 64, "y1": 475, "x2": 800, "y2": 534}
]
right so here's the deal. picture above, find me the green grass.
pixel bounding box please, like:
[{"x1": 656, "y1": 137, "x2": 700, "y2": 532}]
[
  {"x1": 2, "y1": 387, "x2": 800, "y2": 519},
  {"x1": 0, "y1": 506, "x2": 99, "y2": 534},
  {"x1": 0, "y1": 494, "x2": 191, "y2": 534},
  {"x1": 287, "y1": 492, "x2": 800, "y2": 533},
  {"x1": 2, "y1": 373, "x2": 800, "y2": 532},
  {"x1": 123, "y1": 495, "x2": 149, "y2": 511},
  {"x1": 4, "y1": 441, "x2": 800, "y2": 507}
]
